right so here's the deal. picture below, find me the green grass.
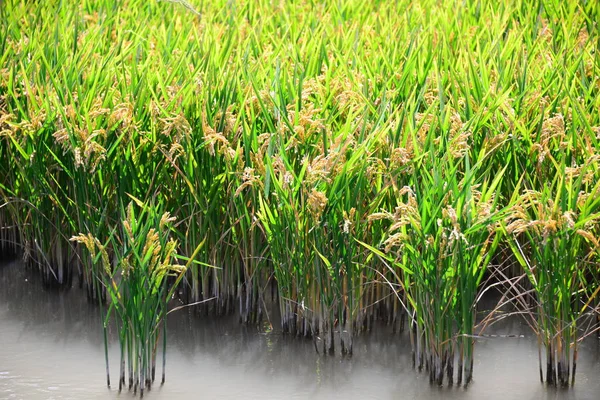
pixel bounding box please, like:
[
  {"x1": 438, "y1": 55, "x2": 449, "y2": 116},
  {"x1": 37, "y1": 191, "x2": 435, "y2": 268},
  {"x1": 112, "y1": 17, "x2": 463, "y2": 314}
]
[{"x1": 1, "y1": 0, "x2": 600, "y2": 391}]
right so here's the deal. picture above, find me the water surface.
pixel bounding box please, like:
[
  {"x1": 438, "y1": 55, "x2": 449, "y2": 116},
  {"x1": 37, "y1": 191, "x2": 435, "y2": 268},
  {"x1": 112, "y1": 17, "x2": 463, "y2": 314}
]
[{"x1": 1, "y1": 260, "x2": 599, "y2": 399}]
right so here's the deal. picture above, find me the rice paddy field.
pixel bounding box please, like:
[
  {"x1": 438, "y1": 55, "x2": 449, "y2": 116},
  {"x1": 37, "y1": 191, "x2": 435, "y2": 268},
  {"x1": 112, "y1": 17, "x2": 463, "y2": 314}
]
[{"x1": 1, "y1": 0, "x2": 600, "y2": 397}]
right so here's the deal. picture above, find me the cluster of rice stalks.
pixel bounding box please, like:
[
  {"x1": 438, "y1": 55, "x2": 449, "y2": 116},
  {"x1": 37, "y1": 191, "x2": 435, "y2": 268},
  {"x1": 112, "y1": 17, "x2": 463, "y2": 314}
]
[
  {"x1": 504, "y1": 158, "x2": 600, "y2": 386},
  {"x1": 1, "y1": 0, "x2": 600, "y2": 391},
  {"x1": 72, "y1": 200, "x2": 187, "y2": 396},
  {"x1": 364, "y1": 125, "x2": 505, "y2": 385}
]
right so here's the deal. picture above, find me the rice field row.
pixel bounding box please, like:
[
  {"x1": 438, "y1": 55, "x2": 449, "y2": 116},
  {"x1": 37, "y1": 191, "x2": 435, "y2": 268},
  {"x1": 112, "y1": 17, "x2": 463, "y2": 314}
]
[{"x1": 1, "y1": 0, "x2": 600, "y2": 393}]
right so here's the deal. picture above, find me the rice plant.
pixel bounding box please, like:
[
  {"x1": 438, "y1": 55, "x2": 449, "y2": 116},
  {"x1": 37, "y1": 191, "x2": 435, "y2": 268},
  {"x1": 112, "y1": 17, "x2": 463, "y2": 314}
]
[
  {"x1": 364, "y1": 126, "x2": 505, "y2": 385},
  {"x1": 72, "y1": 200, "x2": 187, "y2": 396},
  {"x1": 504, "y1": 158, "x2": 600, "y2": 386}
]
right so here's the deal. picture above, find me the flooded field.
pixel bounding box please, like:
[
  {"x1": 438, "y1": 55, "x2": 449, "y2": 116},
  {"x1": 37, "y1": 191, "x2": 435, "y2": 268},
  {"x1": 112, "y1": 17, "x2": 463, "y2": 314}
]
[
  {"x1": 1, "y1": 260, "x2": 600, "y2": 399},
  {"x1": 3, "y1": 0, "x2": 600, "y2": 397}
]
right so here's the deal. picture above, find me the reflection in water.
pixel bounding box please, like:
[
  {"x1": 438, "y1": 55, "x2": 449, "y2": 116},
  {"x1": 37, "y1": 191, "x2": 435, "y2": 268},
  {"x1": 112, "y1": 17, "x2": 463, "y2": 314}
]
[{"x1": 1, "y1": 260, "x2": 600, "y2": 399}]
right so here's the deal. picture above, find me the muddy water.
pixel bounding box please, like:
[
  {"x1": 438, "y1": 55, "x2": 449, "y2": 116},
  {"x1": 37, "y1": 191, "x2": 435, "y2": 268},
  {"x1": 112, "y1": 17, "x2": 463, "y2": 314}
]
[{"x1": 1, "y1": 260, "x2": 600, "y2": 400}]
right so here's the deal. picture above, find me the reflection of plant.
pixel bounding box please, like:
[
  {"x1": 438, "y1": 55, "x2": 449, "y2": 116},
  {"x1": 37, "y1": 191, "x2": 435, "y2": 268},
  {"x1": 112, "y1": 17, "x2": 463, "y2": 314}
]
[{"x1": 72, "y1": 200, "x2": 186, "y2": 396}]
